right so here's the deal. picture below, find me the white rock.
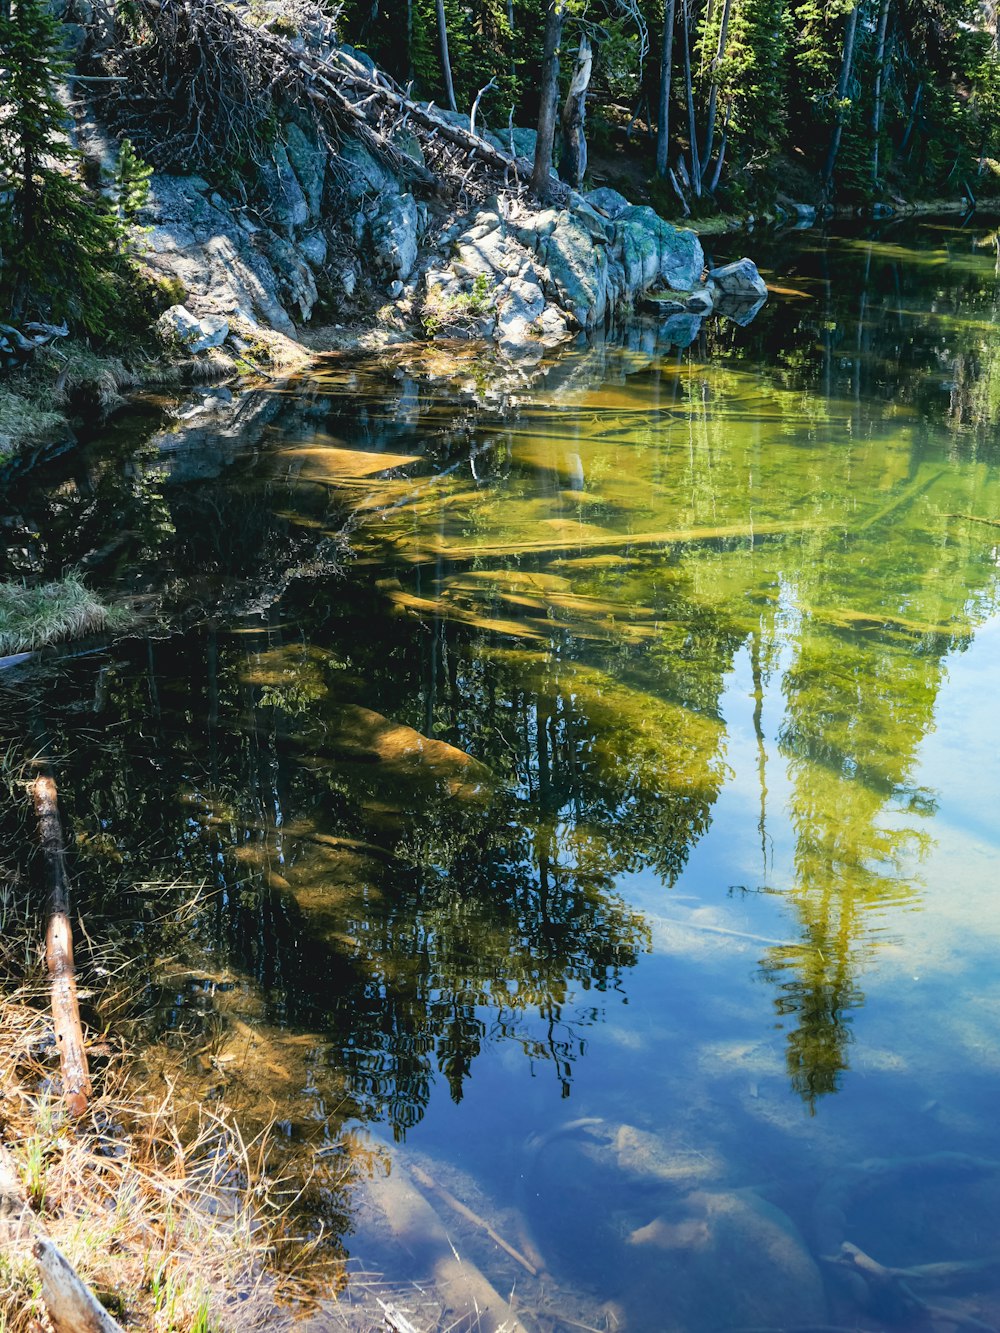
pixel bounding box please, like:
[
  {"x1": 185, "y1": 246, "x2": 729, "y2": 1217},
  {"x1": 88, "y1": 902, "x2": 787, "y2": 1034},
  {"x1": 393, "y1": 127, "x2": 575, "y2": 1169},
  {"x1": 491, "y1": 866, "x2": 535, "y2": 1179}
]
[
  {"x1": 156, "y1": 305, "x2": 229, "y2": 354},
  {"x1": 706, "y1": 258, "x2": 768, "y2": 301}
]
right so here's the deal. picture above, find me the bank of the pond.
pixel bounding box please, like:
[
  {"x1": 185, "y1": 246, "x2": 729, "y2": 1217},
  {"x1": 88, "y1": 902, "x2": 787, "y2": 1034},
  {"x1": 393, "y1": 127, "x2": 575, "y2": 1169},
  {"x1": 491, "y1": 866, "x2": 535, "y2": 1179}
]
[{"x1": 0, "y1": 856, "x2": 331, "y2": 1332}]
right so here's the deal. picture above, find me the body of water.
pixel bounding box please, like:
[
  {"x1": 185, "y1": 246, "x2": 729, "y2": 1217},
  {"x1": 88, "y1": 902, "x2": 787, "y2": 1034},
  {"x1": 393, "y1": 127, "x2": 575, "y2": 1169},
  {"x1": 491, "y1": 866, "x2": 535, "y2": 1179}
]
[{"x1": 5, "y1": 219, "x2": 1000, "y2": 1331}]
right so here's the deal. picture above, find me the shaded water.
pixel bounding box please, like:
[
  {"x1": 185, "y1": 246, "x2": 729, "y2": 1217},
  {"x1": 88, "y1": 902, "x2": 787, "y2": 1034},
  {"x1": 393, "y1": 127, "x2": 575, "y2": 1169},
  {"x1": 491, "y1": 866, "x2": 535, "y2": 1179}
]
[{"x1": 6, "y1": 220, "x2": 1000, "y2": 1330}]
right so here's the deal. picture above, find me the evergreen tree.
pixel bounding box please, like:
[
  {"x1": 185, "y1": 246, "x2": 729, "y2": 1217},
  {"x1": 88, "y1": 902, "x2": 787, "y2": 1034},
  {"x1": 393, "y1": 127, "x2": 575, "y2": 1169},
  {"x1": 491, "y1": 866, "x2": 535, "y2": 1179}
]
[
  {"x1": 0, "y1": 0, "x2": 123, "y2": 331},
  {"x1": 114, "y1": 138, "x2": 153, "y2": 226}
]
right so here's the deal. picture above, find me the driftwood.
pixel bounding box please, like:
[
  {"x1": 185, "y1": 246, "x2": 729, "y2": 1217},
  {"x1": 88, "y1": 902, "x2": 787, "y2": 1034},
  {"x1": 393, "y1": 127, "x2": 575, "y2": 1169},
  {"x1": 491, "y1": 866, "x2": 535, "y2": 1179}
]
[
  {"x1": 2, "y1": 1157, "x2": 124, "y2": 1332},
  {"x1": 367, "y1": 1155, "x2": 531, "y2": 1333},
  {"x1": 377, "y1": 1298, "x2": 422, "y2": 1333},
  {"x1": 825, "y1": 1241, "x2": 998, "y2": 1333},
  {"x1": 394, "y1": 518, "x2": 829, "y2": 564},
  {"x1": 29, "y1": 768, "x2": 92, "y2": 1118},
  {"x1": 34, "y1": 1239, "x2": 125, "y2": 1333},
  {"x1": 409, "y1": 1162, "x2": 538, "y2": 1277},
  {"x1": 99, "y1": 0, "x2": 537, "y2": 197},
  {"x1": 947, "y1": 511, "x2": 1000, "y2": 529}
]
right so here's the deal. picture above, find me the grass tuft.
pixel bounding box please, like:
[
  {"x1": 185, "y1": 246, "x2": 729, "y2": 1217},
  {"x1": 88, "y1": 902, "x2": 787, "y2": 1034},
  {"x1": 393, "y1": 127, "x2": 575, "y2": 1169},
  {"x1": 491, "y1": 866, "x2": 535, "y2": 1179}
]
[
  {"x1": 0, "y1": 576, "x2": 133, "y2": 655},
  {"x1": 0, "y1": 390, "x2": 65, "y2": 463}
]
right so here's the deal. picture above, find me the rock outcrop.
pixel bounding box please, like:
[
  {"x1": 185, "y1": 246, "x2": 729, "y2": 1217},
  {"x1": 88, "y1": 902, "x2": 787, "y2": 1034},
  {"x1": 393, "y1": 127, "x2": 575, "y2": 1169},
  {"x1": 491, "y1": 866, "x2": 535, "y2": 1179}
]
[
  {"x1": 417, "y1": 189, "x2": 766, "y2": 356},
  {"x1": 74, "y1": 4, "x2": 766, "y2": 361}
]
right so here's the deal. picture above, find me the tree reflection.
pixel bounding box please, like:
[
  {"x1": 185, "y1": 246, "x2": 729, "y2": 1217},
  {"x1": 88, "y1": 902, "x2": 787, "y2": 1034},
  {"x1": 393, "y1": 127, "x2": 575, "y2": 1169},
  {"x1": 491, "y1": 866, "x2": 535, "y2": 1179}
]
[{"x1": 5, "y1": 219, "x2": 1000, "y2": 1147}]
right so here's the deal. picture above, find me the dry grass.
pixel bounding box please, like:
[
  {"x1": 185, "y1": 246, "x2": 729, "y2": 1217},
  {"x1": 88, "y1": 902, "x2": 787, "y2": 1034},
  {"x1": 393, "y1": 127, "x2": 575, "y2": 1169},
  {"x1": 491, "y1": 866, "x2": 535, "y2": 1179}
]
[
  {"x1": 0, "y1": 390, "x2": 66, "y2": 463},
  {"x1": 0, "y1": 576, "x2": 133, "y2": 655},
  {"x1": 38, "y1": 343, "x2": 140, "y2": 411},
  {"x1": 0, "y1": 868, "x2": 333, "y2": 1333},
  {"x1": 0, "y1": 342, "x2": 143, "y2": 464}
]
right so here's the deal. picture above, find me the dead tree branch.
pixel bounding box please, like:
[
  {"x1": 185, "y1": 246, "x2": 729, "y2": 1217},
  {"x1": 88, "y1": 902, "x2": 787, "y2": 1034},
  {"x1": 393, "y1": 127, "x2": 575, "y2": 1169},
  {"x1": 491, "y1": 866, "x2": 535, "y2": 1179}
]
[{"x1": 28, "y1": 760, "x2": 92, "y2": 1119}]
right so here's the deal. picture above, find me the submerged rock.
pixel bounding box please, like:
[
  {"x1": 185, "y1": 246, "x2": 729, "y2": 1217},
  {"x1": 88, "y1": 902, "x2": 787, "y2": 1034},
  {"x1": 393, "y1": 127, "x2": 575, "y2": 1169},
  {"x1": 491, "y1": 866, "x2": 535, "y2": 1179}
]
[{"x1": 523, "y1": 1118, "x2": 826, "y2": 1333}]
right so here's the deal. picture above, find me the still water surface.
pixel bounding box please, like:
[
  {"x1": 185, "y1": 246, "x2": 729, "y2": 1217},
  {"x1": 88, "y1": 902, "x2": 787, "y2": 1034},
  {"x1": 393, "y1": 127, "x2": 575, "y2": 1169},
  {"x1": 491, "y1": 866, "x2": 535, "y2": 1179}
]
[{"x1": 6, "y1": 221, "x2": 1000, "y2": 1330}]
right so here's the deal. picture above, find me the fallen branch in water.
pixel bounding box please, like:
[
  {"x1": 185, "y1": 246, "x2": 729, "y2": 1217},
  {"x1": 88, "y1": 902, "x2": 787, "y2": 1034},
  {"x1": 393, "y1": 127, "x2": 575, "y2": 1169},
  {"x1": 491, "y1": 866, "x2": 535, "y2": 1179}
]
[
  {"x1": 377, "y1": 1297, "x2": 422, "y2": 1333},
  {"x1": 28, "y1": 764, "x2": 92, "y2": 1118},
  {"x1": 409, "y1": 1162, "x2": 538, "y2": 1277},
  {"x1": 946, "y1": 512, "x2": 1000, "y2": 529}
]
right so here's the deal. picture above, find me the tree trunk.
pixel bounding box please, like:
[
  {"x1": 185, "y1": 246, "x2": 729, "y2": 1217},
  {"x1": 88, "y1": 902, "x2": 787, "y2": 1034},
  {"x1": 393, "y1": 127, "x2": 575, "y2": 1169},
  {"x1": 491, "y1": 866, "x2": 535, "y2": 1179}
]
[
  {"x1": 708, "y1": 107, "x2": 728, "y2": 192},
  {"x1": 700, "y1": 0, "x2": 733, "y2": 178},
  {"x1": 559, "y1": 33, "x2": 593, "y2": 187},
  {"x1": 34, "y1": 1240, "x2": 126, "y2": 1333},
  {"x1": 656, "y1": 0, "x2": 677, "y2": 177},
  {"x1": 822, "y1": 2, "x2": 859, "y2": 189},
  {"x1": 435, "y1": 0, "x2": 457, "y2": 112},
  {"x1": 871, "y1": 0, "x2": 891, "y2": 185},
  {"x1": 900, "y1": 79, "x2": 921, "y2": 156},
  {"x1": 30, "y1": 767, "x2": 92, "y2": 1119},
  {"x1": 531, "y1": 0, "x2": 568, "y2": 195},
  {"x1": 682, "y1": 0, "x2": 702, "y2": 197}
]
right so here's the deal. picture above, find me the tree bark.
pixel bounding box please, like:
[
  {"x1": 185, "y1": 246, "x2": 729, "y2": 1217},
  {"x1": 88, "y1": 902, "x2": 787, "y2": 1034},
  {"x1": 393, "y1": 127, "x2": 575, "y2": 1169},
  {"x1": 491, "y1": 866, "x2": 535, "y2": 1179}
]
[
  {"x1": 682, "y1": 0, "x2": 702, "y2": 197},
  {"x1": 700, "y1": 0, "x2": 733, "y2": 178},
  {"x1": 871, "y1": 0, "x2": 891, "y2": 185},
  {"x1": 29, "y1": 766, "x2": 91, "y2": 1118},
  {"x1": 900, "y1": 79, "x2": 921, "y2": 156},
  {"x1": 823, "y1": 2, "x2": 859, "y2": 189},
  {"x1": 531, "y1": 0, "x2": 568, "y2": 194},
  {"x1": 435, "y1": 0, "x2": 457, "y2": 112},
  {"x1": 559, "y1": 33, "x2": 593, "y2": 187},
  {"x1": 656, "y1": 0, "x2": 677, "y2": 177},
  {"x1": 708, "y1": 108, "x2": 728, "y2": 191},
  {"x1": 34, "y1": 1240, "x2": 125, "y2": 1333}
]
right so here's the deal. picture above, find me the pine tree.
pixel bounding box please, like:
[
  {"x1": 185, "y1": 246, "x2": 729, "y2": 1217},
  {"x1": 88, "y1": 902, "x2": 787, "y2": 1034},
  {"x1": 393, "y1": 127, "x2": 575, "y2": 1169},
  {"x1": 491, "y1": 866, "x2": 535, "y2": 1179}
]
[
  {"x1": 0, "y1": 0, "x2": 122, "y2": 331},
  {"x1": 114, "y1": 138, "x2": 154, "y2": 226}
]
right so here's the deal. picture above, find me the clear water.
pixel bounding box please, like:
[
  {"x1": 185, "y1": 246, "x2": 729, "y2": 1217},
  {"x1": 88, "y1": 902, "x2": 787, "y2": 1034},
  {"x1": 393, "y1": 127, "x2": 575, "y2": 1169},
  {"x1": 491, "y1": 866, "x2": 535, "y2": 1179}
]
[{"x1": 6, "y1": 220, "x2": 1000, "y2": 1331}]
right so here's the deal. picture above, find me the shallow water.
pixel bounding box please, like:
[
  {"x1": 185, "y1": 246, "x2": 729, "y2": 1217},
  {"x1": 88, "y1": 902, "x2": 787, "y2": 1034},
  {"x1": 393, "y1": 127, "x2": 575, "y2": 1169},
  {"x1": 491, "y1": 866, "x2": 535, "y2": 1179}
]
[{"x1": 6, "y1": 220, "x2": 1000, "y2": 1331}]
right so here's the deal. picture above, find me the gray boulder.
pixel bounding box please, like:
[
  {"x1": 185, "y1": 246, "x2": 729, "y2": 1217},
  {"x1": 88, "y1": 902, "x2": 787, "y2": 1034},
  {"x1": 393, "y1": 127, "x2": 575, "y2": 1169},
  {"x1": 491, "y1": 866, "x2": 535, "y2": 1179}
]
[
  {"x1": 298, "y1": 233, "x2": 328, "y2": 268},
  {"x1": 585, "y1": 186, "x2": 631, "y2": 220},
  {"x1": 685, "y1": 288, "x2": 714, "y2": 315},
  {"x1": 340, "y1": 139, "x2": 398, "y2": 203},
  {"x1": 261, "y1": 143, "x2": 310, "y2": 234},
  {"x1": 263, "y1": 235, "x2": 319, "y2": 321},
  {"x1": 513, "y1": 208, "x2": 609, "y2": 329},
  {"x1": 283, "y1": 123, "x2": 326, "y2": 220},
  {"x1": 707, "y1": 257, "x2": 768, "y2": 301},
  {"x1": 156, "y1": 305, "x2": 229, "y2": 353},
  {"x1": 616, "y1": 205, "x2": 705, "y2": 293},
  {"x1": 508, "y1": 127, "x2": 538, "y2": 159},
  {"x1": 142, "y1": 175, "x2": 299, "y2": 333},
  {"x1": 371, "y1": 192, "x2": 419, "y2": 281}
]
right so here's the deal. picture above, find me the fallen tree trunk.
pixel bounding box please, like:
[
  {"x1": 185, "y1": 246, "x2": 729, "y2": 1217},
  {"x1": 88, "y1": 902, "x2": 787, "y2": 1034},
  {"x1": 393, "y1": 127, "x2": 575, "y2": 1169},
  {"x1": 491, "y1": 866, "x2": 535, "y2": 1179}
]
[
  {"x1": 34, "y1": 1239, "x2": 125, "y2": 1333},
  {"x1": 29, "y1": 766, "x2": 92, "y2": 1118},
  {"x1": 105, "y1": 0, "x2": 536, "y2": 194},
  {"x1": 269, "y1": 35, "x2": 534, "y2": 181}
]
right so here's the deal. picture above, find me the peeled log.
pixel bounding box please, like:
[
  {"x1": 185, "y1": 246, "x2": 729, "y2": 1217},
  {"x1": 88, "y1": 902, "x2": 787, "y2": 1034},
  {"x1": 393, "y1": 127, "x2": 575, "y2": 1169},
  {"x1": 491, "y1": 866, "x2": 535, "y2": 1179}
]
[
  {"x1": 34, "y1": 1240, "x2": 125, "y2": 1333},
  {"x1": 30, "y1": 772, "x2": 92, "y2": 1117}
]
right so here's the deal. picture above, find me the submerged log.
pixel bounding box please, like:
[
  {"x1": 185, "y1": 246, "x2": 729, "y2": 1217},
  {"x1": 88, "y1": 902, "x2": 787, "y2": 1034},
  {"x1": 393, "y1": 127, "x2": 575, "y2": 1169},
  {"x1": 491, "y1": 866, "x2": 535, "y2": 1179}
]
[
  {"x1": 34, "y1": 1239, "x2": 125, "y2": 1333},
  {"x1": 409, "y1": 1162, "x2": 538, "y2": 1276},
  {"x1": 29, "y1": 769, "x2": 92, "y2": 1118}
]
